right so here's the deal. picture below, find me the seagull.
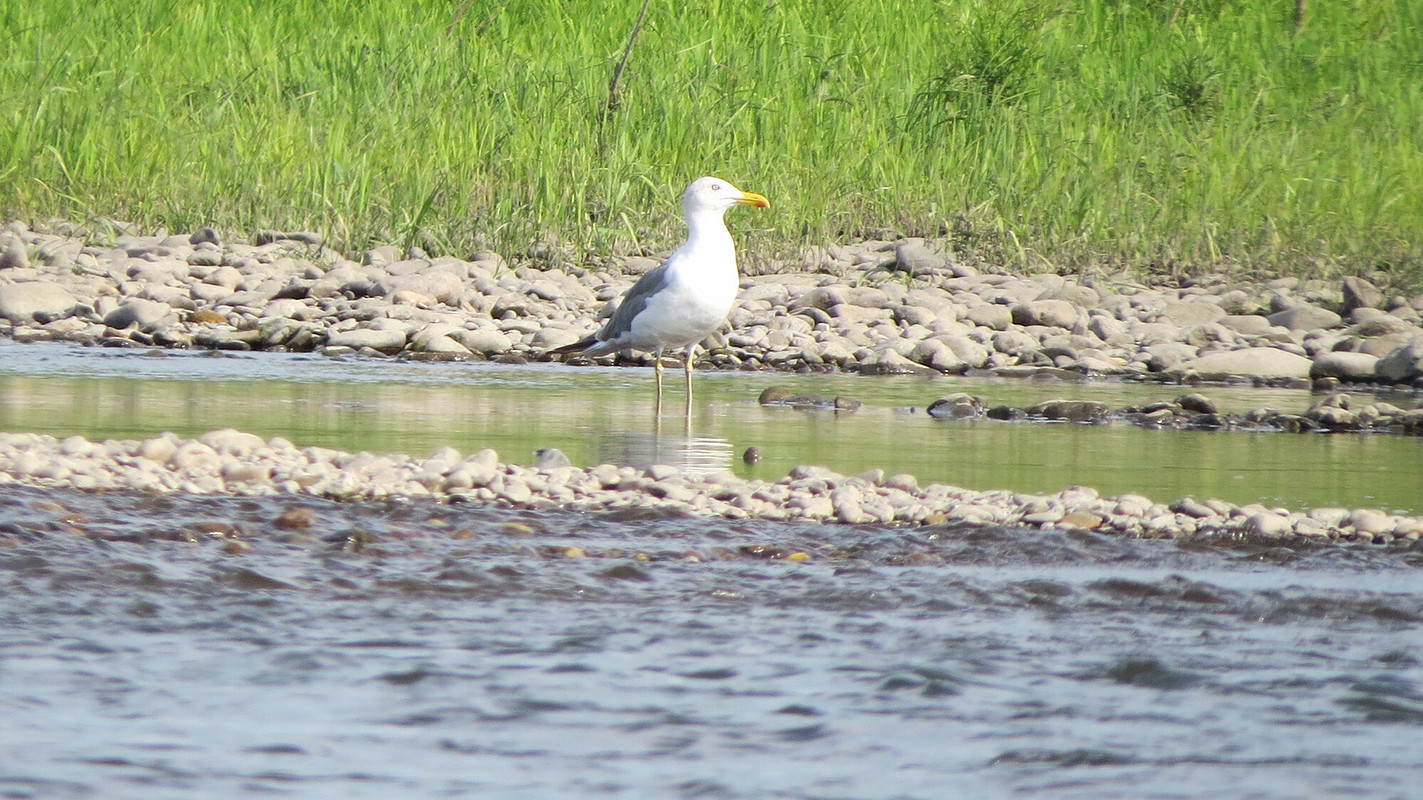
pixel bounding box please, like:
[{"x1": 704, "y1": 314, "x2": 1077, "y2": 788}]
[{"x1": 551, "y1": 176, "x2": 769, "y2": 412}]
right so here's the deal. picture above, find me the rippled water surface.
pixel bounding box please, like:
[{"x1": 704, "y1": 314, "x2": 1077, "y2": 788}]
[
  {"x1": 4, "y1": 342, "x2": 1423, "y2": 798},
  {"x1": 1, "y1": 341, "x2": 1420, "y2": 513},
  {"x1": 2, "y1": 486, "x2": 1422, "y2": 799}
]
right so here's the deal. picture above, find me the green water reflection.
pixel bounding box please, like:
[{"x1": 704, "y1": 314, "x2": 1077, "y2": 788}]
[{"x1": 0, "y1": 346, "x2": 1419, "y2": 514}]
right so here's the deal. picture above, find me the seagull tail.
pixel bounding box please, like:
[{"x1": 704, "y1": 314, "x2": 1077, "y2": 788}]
[{"x1": 548, "y1": 334, "x2": 601, "y2": 358}]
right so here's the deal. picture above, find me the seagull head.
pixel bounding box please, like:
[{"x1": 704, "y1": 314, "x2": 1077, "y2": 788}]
[{"x1": 684, "y1": 176, "x2": 770, "y2": 216}]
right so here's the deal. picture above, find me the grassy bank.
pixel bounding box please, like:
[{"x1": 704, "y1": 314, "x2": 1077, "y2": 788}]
[{"x1": 2, "y1": 0, "x2": 1420, "y2": 284}]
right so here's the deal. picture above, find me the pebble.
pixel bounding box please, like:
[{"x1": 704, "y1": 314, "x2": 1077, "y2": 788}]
[
  {"x1": 1, "y1": 221, "x2": 1420, "y2": 391},
  {"x1": 0, "y1": 430, "x2": 1416, "y2": 545}
]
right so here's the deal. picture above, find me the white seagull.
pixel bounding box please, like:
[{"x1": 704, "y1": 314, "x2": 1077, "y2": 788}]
[{"x1": 552, "y1": 176, "x2": 769, "y2": 411}]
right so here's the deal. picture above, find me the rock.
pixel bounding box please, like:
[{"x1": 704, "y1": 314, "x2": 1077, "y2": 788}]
[
  {"x1": 1011, "y1": 299, "x2": 1080, "y2": 330},
  {"x1": 1375, "y1": 338, "x2": 1423, "y2": 384},
  {"x1": 534, "y1": 448, "x2": 572, "y2": 469},
  {"x1": 1309, "y1": 351, "x2": 1380, "y2": 382},
  {"x1": 1028, "y1": 399, "x2": 1110, "y2": 423},
  {"x1": 325, "y1": 327, "x2": 408, "y2": 354},
  {"x1": 1244, "y1": 512, "x2": 1292, "y2": 537},
  {"x1": 1342, "y1": 276, "x2": 1385, "y2": 313},
  {"x1": 0, "y1": 281, "x2": 77, "y2": 323},
  {"x1": 1347, "y1": 509, "x2": 1393, "y2": 535},
  {"x1": 0, "y1": 236, "x2": 29, "y2": 269},
  {"x1": 1167, "y1": 347, "x2": 1312, "y2": 381},
  {"x1": 451, "y1": 328, "x2": 512, "y2": 356},
  {"x1": 860, "y1": 348, "x2": 938, "y2": 377},
  {"x1": 1267, "y1": 305, "x2": 1341, "y2": 331},
  {"x1": 1155, "y1": 301, "x2": 1226, "y2": 327},
  {"x1": 189, "y1": 227, "x2": 221, "y2": 246},
  {"x1": 927, "y1": 393, "x2": 984, "y2": 419},
  {"x1": 893, "y1": 240, "x2": 949, "y2": 276},
  {"x1": 1218, "y1": 315, "x2": 1273, "y2": 336},
  {"x1": 1176, "y1": 393, "x2": 1216, "y2": 414},
  {"x1": 103, "y1": 299, "x2": 173, "y2": 331},
  {"x1": 378, "y1": 272, "x2": 465, "y2": 304},
  {"x1": 909, "y1": 338, "x2": 968, "y2": 373},
  {"x1": 964, "y1": 304, "x2": 1012, "y2": 331}
]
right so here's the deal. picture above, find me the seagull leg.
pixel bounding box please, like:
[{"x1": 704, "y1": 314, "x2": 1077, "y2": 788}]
[
  {"x1": 653, "y1": 350, "x2": 664, "y2": 415},
  {"x1": 683, "y1": 344, "x2": 695, "y2": 416}
]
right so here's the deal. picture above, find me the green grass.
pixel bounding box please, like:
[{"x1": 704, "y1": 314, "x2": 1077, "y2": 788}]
[{"x1": 2, "y1": 0, "x2": 1421, "y2": 286}]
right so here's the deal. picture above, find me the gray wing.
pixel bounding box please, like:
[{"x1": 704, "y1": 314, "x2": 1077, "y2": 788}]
[{"x1": 597, "y1": 263, "x2": 671, "y2": 344}]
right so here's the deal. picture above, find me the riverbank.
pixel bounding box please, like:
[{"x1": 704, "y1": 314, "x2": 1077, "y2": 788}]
[
  {"x1": 2, "y1": 221, "x2": 1422, "y2": 395},
  {"x1": 1, "y1": 428, "x2": 1419, "y2": 545}
]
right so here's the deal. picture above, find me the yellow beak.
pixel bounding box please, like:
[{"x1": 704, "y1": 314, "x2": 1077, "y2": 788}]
[{"x1": 736, "y1": 191, "x2": 770, "y2": 209}]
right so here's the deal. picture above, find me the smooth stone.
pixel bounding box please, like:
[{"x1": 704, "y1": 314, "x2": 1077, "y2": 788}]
[
  {"x1": 927, "y1": 393, "x2": 984, "y2": 419},
  {"x1": 451, "y1": 328, "x2": 512, "y2": 356},
  {"x1": 1219, "y1": 315, "x2": 1273, "y2": 336},
  {"x1": 1011, "y1": 299, "x2": 1080, "y2": 330},
  {"x1": 0, "y1": 281, "x2": 78, "y2": 323},
  {"x1": 103, "y1": 299, "x2": 173, "y2": 331},
  {"x1": 964, "y1": 304, "x2": 1012, "y2": 331},
  {"x1": 1154, "y1": 301, "x2": 1226, "y2": 327},
  {"x1": 1244, "y1": 512, "x2": 1292, "y2": 537},
  {"x1": 1168, "y1": 347, "x2": 1313, "y2": 380},
  {"x1": 0, "y1": 236, "x2": 29, "y2": 269},
  {"x1": 1028, "y1": 399, "x2": 1110, "y2": 423},
  {"x1": 1375, "y1": 337, "x2": 1423, "y2": 383},
  {"x1": 325, "y1": 327, "x2": 408, "y2": 353},
  {"x1": 1342, "y1": 276, "x2": 1385, "y2": 313},
  {"x1": 1267, "y1": 305, "x2": 1341, "y2": 331},
  {"x1": 1309, "y1": 351, "x2": 1380, "y2": 381}
]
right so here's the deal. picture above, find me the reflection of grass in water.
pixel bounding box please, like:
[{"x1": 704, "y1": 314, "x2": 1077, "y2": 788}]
[
  {"x1": 1, "y1": 370, "x2": 1419, "y2": 514},
  {"x1": 2, "y1": 0, "x2": 1420, "y2": 281}
]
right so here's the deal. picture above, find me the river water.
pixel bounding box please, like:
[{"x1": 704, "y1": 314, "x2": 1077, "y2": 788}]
[
  {"x1": 1, "y1": 341, "x2": 1420, "y2": 513},
  {"x1": 2, "y1": 485, "x2": 1422, "y2": 799},
  {"x1": 2, "y1": 342, "x2": 1423, "y2": 798}
]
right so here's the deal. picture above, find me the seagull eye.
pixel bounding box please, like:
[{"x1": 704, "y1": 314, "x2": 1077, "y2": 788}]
[{"x1": 711, "y1": 184, "x2": 722, "y2": 191}]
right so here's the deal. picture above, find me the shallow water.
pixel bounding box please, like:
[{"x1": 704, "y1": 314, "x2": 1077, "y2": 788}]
[
  {"x1": 2, "y1": 485, "x2": 1422, "y2": 799},
  {"x1": 1, "y1": 341, "x2": 1420, "y2": 513}
]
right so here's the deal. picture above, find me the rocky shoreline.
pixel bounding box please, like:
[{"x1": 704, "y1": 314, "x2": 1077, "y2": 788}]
[
  {"x1": 3, "y1": 220, "x2": 1423, "y2": 546},
  {"x1": 1, "y1": 429, "x2": 1419, "y2": 545},
  {"x1": 1, "y1": 221, "x2": 1422, "y2": 392}
]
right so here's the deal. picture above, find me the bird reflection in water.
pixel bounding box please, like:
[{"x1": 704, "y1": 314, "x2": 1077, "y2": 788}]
[{"x1": 591, "y1": 424, "x2": 735, "y2": 475}]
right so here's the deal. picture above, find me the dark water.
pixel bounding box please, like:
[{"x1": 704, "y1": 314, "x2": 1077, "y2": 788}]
[{"x1": 3, "y1": 485, "x2": 1422, "y2": 799}]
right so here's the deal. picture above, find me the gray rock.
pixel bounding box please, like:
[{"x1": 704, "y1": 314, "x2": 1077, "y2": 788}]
[
  {"x1": 325, "y1": 327, "x2": 408, "y2": 353},
  {"x1": 1218, "y1": 314, "x2": 1273, "y2": 336},
  {"x1": 1244, "y1": 512, "x2": 1292, "y2": 537},
  {"x1": 534, "y1": 448, "x2": 572, "y2": 469},
  {"x1": 0, "y1": 281, "x2": 77, "y2": 323},
  {"x1": 189, "y1": 227, "x2": 221, "y2": 246},
  {"x1": 1011, "y1": 299, "x2": 1080, "y2": 330},
  {"x1": 1309, "y1": 351, "x2": 1380, "y2": 381},
  {"x1": 1375, "y1": 337, "x2": 1423, "y2": 383},
  {"x1": 1267, "y1": 305, "x2": 1341, "y2": 331},
  {"x1": 909, "y1": 338, "x2": 967, "y2": 373},
  {"x1": 860, "y1": 347, "x2": 939, "y2": 376},
  {"x1": 1168, "y1": 347, "x2": 1313, "y2": 380},
  {"x1": 0, "y1": 236, "x2": 29, "y2": 269},
  {"x1": 965, "y1": 304, "x2": 1012, "y2": 331},
  {"x1": 379, "y1": 272, "x2": 465, "y2": 304},
  {"x1": 1028, "y1": 399, "x2": 1110, "y2": 423},
  {"x1": 992, "y1": 329, "x2": 1039, "y2": 355},
  {"x1": 893, "y1": 240, "x2": 949, "y2": 276},
  {"x1": 103, "y1": 299, "x2": 173, "y2": 331},
  {"x1": 927, "y1": 393, "x2": 984, "y2": 419},
  {"x1": 1155, "y1": 301, "x2": 1226, "y2": 327},
  {"x1": 452, "y1": 328, "x2": 513, "y2": 355},
  {"x1": 1342, "y1": 276, "x2": 1385, "y2": 313}
]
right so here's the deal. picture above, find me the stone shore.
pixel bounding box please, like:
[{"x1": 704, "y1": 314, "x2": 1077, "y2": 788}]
[
  {"x1": 1, "y1": 429, "x2": 1419, "y2": 545},
  {"x1": 2, "y1": 221, "x2": 1423, "y2": 389}
]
